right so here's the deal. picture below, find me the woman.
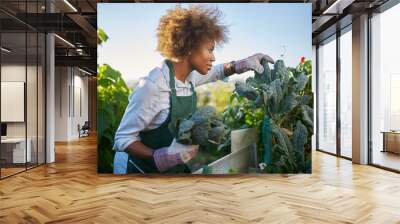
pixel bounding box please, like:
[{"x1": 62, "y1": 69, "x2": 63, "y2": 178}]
[{"x1": 113, "y1": 5, "x2": 274, "y2": 174}]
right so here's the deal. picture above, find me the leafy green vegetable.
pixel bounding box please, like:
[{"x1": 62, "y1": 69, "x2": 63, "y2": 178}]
[
  {"x1": 176, "y1": 106, "x2": 231, "y2": 149},
  {"x1": 223, "y1": 58, "x2": 313, "y2": 173},
  {"x1": 234, "y1": 82, "x2": 258, "y2": 101},
  {"x1": 292, "y1": 121, "x2": 308, "y2": 170}
]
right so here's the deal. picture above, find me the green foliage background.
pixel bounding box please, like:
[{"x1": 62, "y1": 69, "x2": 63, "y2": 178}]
[
  {"x1": 196, "y1": 82, "x2": 234, "y2": 113},
  {"x1": 97, "y1": 29, "x2": 132, "y2": 173}
]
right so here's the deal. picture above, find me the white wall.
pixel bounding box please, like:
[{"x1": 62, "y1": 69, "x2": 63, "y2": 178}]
[
  {"x1": 55, "y1": 67, "x2": 69, "y2": 141},
  {"x1": 1, "y1": 65, "x2": 26, "y2": 138},
  {"x1": 1, "y1": 65, "x2": 39, "y2": 138},
  {"x1": 72, "y1": 72, "x2": 89, "y2": 138},
  {"x1": 1, "y1": 63, "x2": 46, "y2": 164},
  {"x1": 54, "y1": 66, "x2": 89, "y2": 141}
]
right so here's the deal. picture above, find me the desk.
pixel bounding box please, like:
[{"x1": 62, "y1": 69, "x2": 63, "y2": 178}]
[
  {"x1": 382, "y1": 131, "x2": 400, "y2": 154},
  {"x1": 1, "y1": 138, "x2": 31, "y2": 163}
]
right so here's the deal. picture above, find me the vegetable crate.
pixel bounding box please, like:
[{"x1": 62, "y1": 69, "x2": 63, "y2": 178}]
[{"x1": 193, "y1": 128, "x2": 258, "y2": 174}]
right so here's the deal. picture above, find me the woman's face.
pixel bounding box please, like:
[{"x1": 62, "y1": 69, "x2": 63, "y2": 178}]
[{"x1": 189, "y1": 39, "x2": 216, "y2": 75}]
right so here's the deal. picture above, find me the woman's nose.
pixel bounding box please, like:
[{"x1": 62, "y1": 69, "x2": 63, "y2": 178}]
[{"x1": 210, "y1": 54, "x2": 215, "y2": 62}]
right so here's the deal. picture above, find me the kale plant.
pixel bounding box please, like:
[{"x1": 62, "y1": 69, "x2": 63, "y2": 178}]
[
  {"x1": 223, "y1": 58, "x2": 313, "y2": 173},
  {"x1": 176, "y1": 106, "x2": 231, "y2": 150}
]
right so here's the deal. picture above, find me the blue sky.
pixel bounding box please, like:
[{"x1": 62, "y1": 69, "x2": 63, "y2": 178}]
[{"x1": 98, "y1": 3, "x2": 311, "y2": 82}]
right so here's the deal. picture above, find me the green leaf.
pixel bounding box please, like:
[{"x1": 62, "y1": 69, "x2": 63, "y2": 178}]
[
  {"x1": 300, "y1": 105, "x2": 314, "y2": 128},
  {"x1": 97, "y1": 28, "x2": 109, "y2": 45},
  {"x1": 235, "y1": 81, "x2": 258, "y2": 101},
  {"x1": 274, "y1": 60, "x2": 288, "y2": 82},
  {"x1": 279, "y1": 92, "x2": 298, "y2": 114},
  {"x1": 292, "y1": 121, "x2": 307, "y2": 170},
  {"x1": 254, "y1": 60, "x2": 272, "y2": 84},
  {"x1": 295, "y1": 72, "x2": 308, "y2": 92}
]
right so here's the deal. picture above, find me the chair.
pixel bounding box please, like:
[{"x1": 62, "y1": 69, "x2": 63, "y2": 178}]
[{"x1": 78, "y1": 121, "x2": 90, "y2": 138}]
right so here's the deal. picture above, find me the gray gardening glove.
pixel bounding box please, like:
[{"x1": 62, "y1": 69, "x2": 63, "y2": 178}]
[{"x1": 234, "y1": 53, "x2": 275, "y2": 74}]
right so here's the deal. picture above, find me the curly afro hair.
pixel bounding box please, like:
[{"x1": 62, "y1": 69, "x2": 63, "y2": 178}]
[{"x1": 157, "y1": 5, "x2": 229, "y2": 60}]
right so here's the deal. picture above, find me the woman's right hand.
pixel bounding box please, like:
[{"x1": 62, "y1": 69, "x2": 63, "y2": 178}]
[
  {"x1": 153, "y1": 139, "x2": 198, "y2": 172},
  {"x1": 234, "y1": 53, "x2": 275, "y2": 74}
]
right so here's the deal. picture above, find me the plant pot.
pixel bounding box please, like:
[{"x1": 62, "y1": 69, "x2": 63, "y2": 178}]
[{"x1": 193, "y1": 128, "x2": 259, "y2": 174}]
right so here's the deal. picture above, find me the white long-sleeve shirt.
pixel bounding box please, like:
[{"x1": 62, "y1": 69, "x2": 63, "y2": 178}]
[{"x1": 113, "y1": 60, "x2": 228, "y2": 152}]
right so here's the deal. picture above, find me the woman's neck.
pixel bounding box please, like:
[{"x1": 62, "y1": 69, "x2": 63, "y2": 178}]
[{"x1": 171, "y1": 59, "x2": 192, "y2": 82}]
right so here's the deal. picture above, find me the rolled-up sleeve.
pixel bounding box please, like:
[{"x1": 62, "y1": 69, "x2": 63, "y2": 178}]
[
  {"x1": 113, "y1": 78, "x2": 159, "y2": 152},
  {"x1": 190, "y1": 63, "x2": 228, "y2": 86}
]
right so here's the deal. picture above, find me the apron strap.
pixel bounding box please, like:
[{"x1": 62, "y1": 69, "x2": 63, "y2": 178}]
[
  {"x1": 189, "y1": 81, "x2": 195, "y2": 92},
  {"x1": 166, "y1": 59, "x2": 197, "y2": 118},
  {"x1": 189, "y1": 81, "x2": 197, "y2": 110},
  {"x1": 166, "y1": 60, "x2": 178, "y2": 121},
  {"x1": 166, "y1": 60, "x2": 177, "y2": 96},
  {"x1": 166, "y1": 59, "x2": 196, "y2": 97}
]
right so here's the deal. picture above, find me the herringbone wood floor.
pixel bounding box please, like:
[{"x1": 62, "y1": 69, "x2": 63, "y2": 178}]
[{"x1": 1, "y1": 135, "x2": 400, "y2": 224}]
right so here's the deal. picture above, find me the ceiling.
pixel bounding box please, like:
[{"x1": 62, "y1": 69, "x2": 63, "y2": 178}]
[
  {"x1": 0, "y1": 0, "x2": 97, "y2": 74},
  {"x1": 311, "y1": 0, "x2": 390, "y2": 44},
  {"x1": 0, "y1": 0, "x2": 394, "y2": 74}
]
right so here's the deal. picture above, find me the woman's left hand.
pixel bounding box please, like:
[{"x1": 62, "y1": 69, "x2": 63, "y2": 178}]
[{"x1": 234, "y1": 53, "x2": 275, "y2": 74}]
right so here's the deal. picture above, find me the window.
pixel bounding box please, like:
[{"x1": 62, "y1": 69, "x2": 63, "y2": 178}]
[
  {"x1": 370, "y1": 2, "x2": 400, "y2": 171},
  {"x1": 0, "y1": 1, "x2": 47, "y2": 179},
  {"x1": 317, "y1": 35, "x2": 337, "y2": 154},
  {"x1": 339, "y1": 27, "x2": 352, "y2": 158}
]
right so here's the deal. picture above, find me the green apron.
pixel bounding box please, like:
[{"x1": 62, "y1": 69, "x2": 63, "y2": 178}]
[{"x1": 126, "y1": 60, "x2": 197, "y2": 173}]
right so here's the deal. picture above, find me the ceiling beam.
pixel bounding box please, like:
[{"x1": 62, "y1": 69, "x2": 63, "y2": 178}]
[
  {"x1": 323, "y1": 0, "x2": 356, "y2": 14},
  {"x1": 55, "y1": 55, "x2": 96, "y2": 72},
  {"x1": 312, "y1": 15, "x2": 335, "y2": 33},
  {"x1": 66, "y1": 13, "x2": 97, "y2": 47}
]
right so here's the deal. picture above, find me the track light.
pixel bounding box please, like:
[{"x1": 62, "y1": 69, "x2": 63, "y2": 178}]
[
  {"x1": 322, "y1": 0, "x2": 355, "y2": 15},
  {"x1": 63, "y1": 0, "x2": 78, "y2": 12},
  {"x1": 1, "y1": 47, "x2": 11, "y2": 53},
  {"x1": 54, "y1": 34, "x2": 75, "y2": 48},
  {"x1": 78, "y1": 67, "x2": 93, "y2": 76}
]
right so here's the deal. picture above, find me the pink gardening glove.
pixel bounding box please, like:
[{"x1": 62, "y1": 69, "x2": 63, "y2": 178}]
[
  {"x1": 234, "y1": 53, "x2": 275, "y2": 74},
  {"x1": 153, "y1": 139, "x2": 198, "y2": 172}
]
